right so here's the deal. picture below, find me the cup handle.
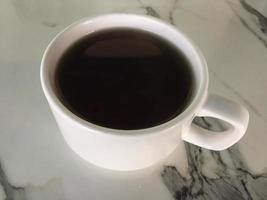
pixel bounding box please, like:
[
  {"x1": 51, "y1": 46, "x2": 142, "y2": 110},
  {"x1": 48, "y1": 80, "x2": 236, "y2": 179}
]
[{"x1": 182, "y1": 94, "x2": 249, "y2": 150}]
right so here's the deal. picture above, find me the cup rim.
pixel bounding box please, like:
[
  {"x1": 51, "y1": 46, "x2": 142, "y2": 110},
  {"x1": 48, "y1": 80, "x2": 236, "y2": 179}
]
[{"x1": 40, "y1": 13, "x2": 209, "y2": 136}]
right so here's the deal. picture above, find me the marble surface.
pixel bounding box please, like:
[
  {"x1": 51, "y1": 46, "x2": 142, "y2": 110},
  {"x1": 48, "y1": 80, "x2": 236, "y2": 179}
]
[{"x1": 0, "y1": 0, "x2": 267, "y2": 199}]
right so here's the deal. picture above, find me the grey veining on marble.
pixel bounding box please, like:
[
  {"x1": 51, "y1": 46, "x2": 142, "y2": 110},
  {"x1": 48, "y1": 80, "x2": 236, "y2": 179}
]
[
  {"x1": 160, "y1": 2, "x2": 267, "y2": 199},
  {"x1": 240, "y1": 0, "x2": 267, "y2": 36},
  {"x1": 162, "y1": 117, "x2": 267, "y2": 200},
  {"x1": 0, "y1": 161, "x2": 26, "y2": 200},
  {"x1": 209, "y1": 69, "x2": 263, "y2": 119},
  {"x1": 137, "y1": 0, "x2": 160, "y2": 18},
  {"x1": 0, "y1": 159, "x2": 65, "y2": 200},
  {"x1": 1, "y1": 0, "x2": 267, "y2": 199},
  {"x1": 226, "y1": 0, "x2": 267, "y2": 48},
  {"x1": 162, "y1": 147, "x2": 267, "y2": 200}
]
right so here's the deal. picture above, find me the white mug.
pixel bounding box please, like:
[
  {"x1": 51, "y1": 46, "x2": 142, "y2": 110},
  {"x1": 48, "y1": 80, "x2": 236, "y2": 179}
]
[{"x1": 40, "y1": 14, "x2": 249, "y2": 171}]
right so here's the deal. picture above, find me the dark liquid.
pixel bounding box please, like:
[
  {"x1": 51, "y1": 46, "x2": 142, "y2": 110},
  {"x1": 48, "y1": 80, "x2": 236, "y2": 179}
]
[{"x1": 55, "y1": 28, "x2": 194, "y2": 130}]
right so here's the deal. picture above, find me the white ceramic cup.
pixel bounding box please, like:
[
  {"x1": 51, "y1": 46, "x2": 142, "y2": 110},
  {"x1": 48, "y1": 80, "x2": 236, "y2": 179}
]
[{"x1": 40, "y1": 14, "x2": 249, "y2": 171}]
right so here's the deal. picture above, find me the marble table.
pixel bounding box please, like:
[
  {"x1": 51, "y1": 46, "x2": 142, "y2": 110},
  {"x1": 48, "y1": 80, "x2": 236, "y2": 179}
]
[{"x1": 0, "y1": 0, "x2": 267, "y2": 199}]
